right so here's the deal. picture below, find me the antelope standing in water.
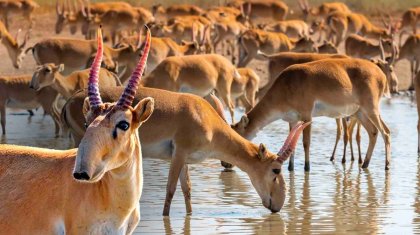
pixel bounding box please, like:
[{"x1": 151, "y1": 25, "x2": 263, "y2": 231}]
[{"x1": 0, "y1": 27, "x2": 153, "y2": 234}]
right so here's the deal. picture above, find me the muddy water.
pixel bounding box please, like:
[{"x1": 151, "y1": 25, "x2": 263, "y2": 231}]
[{"x1": 1, "y1": 96, "x2": 419, "y2": 234}]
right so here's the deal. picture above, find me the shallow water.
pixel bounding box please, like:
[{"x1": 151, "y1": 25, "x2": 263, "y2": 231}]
[{"x1": 2, "y1": 96, "x2": 419, "y2": 234}]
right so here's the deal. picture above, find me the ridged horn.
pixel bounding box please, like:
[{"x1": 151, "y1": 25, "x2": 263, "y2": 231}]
[{"x1": 87, "y1": 27, "x2": 103, "y2": 108}]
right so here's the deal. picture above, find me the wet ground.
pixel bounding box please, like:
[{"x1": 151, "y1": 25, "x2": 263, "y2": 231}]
[{"x1": 2, "y1": 95, "x2": 419, "y2": 234}]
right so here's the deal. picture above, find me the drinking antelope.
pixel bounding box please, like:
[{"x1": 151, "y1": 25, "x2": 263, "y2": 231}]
[
  {"x1": 0, "y1": 27, "x2": 154, "y2": 234},
  {"x1": 30, "y1": 63, "x2": 121, "y2": 99},
  {"x1": 0, "y1": 20, "x2": 29, "y2": 69},
  {"x1": 233, "y1": 58, "x2": 391, "y2": 171},
  {"x1": 141, "y1": 54, "x2": 239, "y2": 122},
  {"x1": 63, "y1": 86, "x2": 309, "y2": 215}
]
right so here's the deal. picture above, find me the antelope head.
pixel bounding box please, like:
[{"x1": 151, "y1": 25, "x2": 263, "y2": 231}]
[
  {"x1": 246, "y1": 122, "x2": 310, "y2": 212},
  {"x1": 30, "y1": 63, "x2": 64, "y2": 91},
  {"x1": 55, "y1": 0, "x2": 70, "y2": 34},
  {"x1": 9, "y1": 29, "x2": 29, "y2": 69},
  {"x1": 372, "y1": 38, "x2": 399, "y2": 94},
  {"x1": 73, "y1": 26, "x2": 154, "y2": 182}
]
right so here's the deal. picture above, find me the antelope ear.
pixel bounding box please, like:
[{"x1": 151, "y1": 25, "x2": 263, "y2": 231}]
[
  {"x1": 58, "y1": 64, "x2": 65, "y2": 72},
  {"x1": 133, "y1": 97, "x2": 155, "y2": 127},
  {"x1": 258, "y1": 143, "x2": 269, "y2": 160},
  {"x1": 82, "y1": 97, "x2": 91, "y2": 117}
]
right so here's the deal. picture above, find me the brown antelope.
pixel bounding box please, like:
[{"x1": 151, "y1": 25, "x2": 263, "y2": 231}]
[
  {"x1": 233, "y1": 58, "x2": 391, "y2": 171},
  {"x1": 141, "y1": 54, "x2": 239, "y2": 122},
  {"x1": 260, "y1": 20, "x2": 311, "y2": 39},
  {"x1": 152, "y1": 4, "x2": 204, "y2": 19},
  {"x1": 0, "y1": 28, "x2": 154, "y2": 234},
  {"x1": 228, "y1": 0, "x2": 289, "y2": 22},
  {"x1": 255, "y1": 52, "x2": 348, "y2": 99},
  {"x1": 30, "y1": 63, "x2": 121, "y2": 99},
  {"x1": 0, "y1": 0, "x2": 38, "y2": 29},
  {"x1": 116, "y1": 34, "x2": 201, "y2": 77},
  {"x1": 150, "y1": 20, "x2": 206, "y2": 45},
  {"x1": 55, "y1": 0, "x2": 84, "y2": 35},
  {"x1": 345, "y1": 34, "x2": 396, "y2": 59},
  {"x1": 204, "y1": 6, "x2": 242, "y2": 22},
  {"x1": 232, "y1": 68, "x2": 260, "y2": 112},
  {"x1": 0, "y1": 20, "x2": 29, "y2": 69},
  {"x1": 26, "y1": 37, "x2": 143, "y2": 75},
  {"x1": 62, "y1": 86, "x2": 309, "y2": 216},
  {"x1": 399, "y1": 7, "x2": 420, "y2": 35},
  {"x1": 298, "y1": 0, "x2": 351, "y2": 21},
  {"x1": 0, "y1": 75, "x2": 59, "y2": 136},
  {"x1": 317, "y1": 40, "x2": 338, "y2": 54},
  {"x1": 212, "y1": 19, "x2": 247, "y2": 63},
  {"x1": 238, "y1": 29, "x2": 317, "y2": 67},
  {"x1": 397, "y1": 34, "x2": 420, "y2": 90}
]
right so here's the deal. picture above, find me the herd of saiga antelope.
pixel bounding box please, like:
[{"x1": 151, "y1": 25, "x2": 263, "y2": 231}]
[{"x1": 1, "y1": 0, "x2": 420, "y2": 233}]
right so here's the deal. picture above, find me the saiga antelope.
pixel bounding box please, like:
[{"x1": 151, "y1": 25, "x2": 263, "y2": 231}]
[
  {"x1": 30, "y1": 63, "x2": 121, "y2": 99},
  {"x1": 62, "y1": 86, "x2": 309, "y2": 215},
  {"x1": 396, "y1": 34, "x2": 420, "y2": 90},
  {"x1": 228, "y1": 0, "x2": 289, "y2": 22},
  {"x1": 141, "y1": 54, "x2": 239, "y2": 122},
  {"x1": 238, "y1": 29, "x2": 317, "y2": 67},
  {"x1": 233, "y1": 58, "x2": 391, "y2": 171},
  {"x1": 259, "y1": 20, "x2": 311, "y2": 39},
  {"x1": 0, "y1": 20, "x2": 29, "y2": 69},
  {"x1": 345, "y1": 34, "x2": 395, "y2": 59},
  {"x1": 298, "y1": 0, "x2": 351, "y2": 22},
  {"x1": 0, "y1": 28, "x2": 154, "y2": 234},
  {"x1": 27, "y1": 36, "x2": 141, "y2": 75},
  {"x1": 152, "y1": 4, "x2": 204, "y2": 19},
  {"x1": 0, "y1": 75, "x2": 59, "y2": 136},
  {"x1": 317, "y1": 40, "x2": 338, "y2": 54},
  {"x1": 399, "y1": 7, "x2": 420, "y2": 34},
  {"x1": 0, "y1": 0, "x2": 39, "y2": 29}
]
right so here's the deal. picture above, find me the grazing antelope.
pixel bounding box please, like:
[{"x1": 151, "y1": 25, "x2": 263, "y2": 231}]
[
  {"x1": 0, "y1": 0, "x2": 38, "y2": 29},
  {"x1": 27, "y1": 37, "x2": 142, "y2": 75},
  {"x1": 232, "y1": 58, "x2": 391, "y2": 171},
  {"x1": 232, "y1": 68, "x2": 260, "y2": 112},
  {"x1": 141, "y1": 54, "x2": 239, "y2": 122},
  {"x1": 228, "y1": 0, "x2": 289, "y2": 22},
  {"x1": 0, "y1": 28, "x2": 154, "y2": 235},
  {"x1": 0, "y1": 75, "x2": 59, "y2": 135},
  {"x1": 152, "y1": 4, "x2": 204, "y2": 19},
  {"x1": 30, "y1": 63, "x2": 120, "y2": 99},
  {"x1": 397, "y1": 34, "x2": 420, "y2": 90},
  {"x1": 317, "y1": 40, "x2": 338, "y2": 54},
  {"x1": 260, "y1": 20, "x2": 311, "y2": 39},
  {"x1": 0, "y1": 21, "x2": 29, "y2": 69},
  {"x1": 238, "y1": 29, "x2": 317, "y2": 67}
]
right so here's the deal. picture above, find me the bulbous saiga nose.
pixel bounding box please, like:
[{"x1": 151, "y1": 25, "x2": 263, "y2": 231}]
[{"x1": 73, "y1": 171, "x2": 90, "y2": 181}]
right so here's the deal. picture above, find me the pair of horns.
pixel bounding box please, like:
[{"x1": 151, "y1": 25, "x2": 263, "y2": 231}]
[
  {"x1": 276, "y1": 122, "x2": 311, "y2": 162},
  {"x1": 88, "y1": 26, "x2": 151, "y2": 109}
]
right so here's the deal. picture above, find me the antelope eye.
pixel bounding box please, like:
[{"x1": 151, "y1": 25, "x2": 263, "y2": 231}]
[
  {"x1": 116, "y1": 121, "x2": 130, "y2": 131},
  {"x1": 272, "y1": 169, "x2": 280, "y2": 175},
  {"x1": 84, "y1": 122, "x2": 88, "y2": 129}
]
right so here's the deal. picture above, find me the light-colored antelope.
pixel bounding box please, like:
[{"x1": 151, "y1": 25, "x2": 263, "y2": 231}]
[
  {"x1": 27, "y1": 37, "x2": 141, "y2": 75},
  {"x1": 298, "y1": 0, "x2": 351, "y2": 22},
  {"x1": 55, "y1": 0, "x2": 84, "y2": 35},
  {"x1": 212, "y1": 19, "x2": 247, "y2": 63},
  {"x1": 0, "y1": 28, "x2": 154, "y2": 234},
  {"x1": 0, "y1": 0, "x2": 39, "y2": 29},
  {"x1": 141, "y1": 54, "x2": 239, "y2": 122},
  {"x1": 345, "y1": 34, "x2": 396, "y2": 59},
  {"x1": 400, "y1": 7, "x2": 420, "y2": 34},
  {"x1": 30, "y1": 63, "x2": 121, "y2": 99},
  {"x1": 238, "y1": 29, "x2": 317, "y2": 67},
  {"x1": 0, "y1": 20, "x2": 29, "y2": 69},
  {"x1": 228, "y1": 0, "x2": 289, "y2": 22},
  {"x1": 232, "y1": 67, "x2": 260, "y2": 112},
  {"x1": 233, "y1": 58, "x2": 391, "y2": 171},
  {"x1": 397, "y1": 33, "x2": 420, "y2": 90},
  {"x1": 260, "y1": 20, "x2": 311, "y2": 39},
  {"x1": 150, "y1": 20, "x2": 206, "y2": 45},
  {"x1": 0, "y1": 75, "x2": 59, "y2": 135}
]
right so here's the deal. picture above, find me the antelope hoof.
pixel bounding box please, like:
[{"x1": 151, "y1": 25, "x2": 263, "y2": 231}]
[
  {"x1": 304, "y1": 162, "x2": 310, "y2": 172},
  {"x1": 330, "y1": 156, "x2": 335, "y2": 161},
  {"x1": 361, "y1": 161, "x2": 370, "y2": 169},
  {"x1": 221, "y1": 161, "x2": 233, "y2": 169},
  {"x1": 341, "y1": 158, "x2": 346, "y2": 164}
]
